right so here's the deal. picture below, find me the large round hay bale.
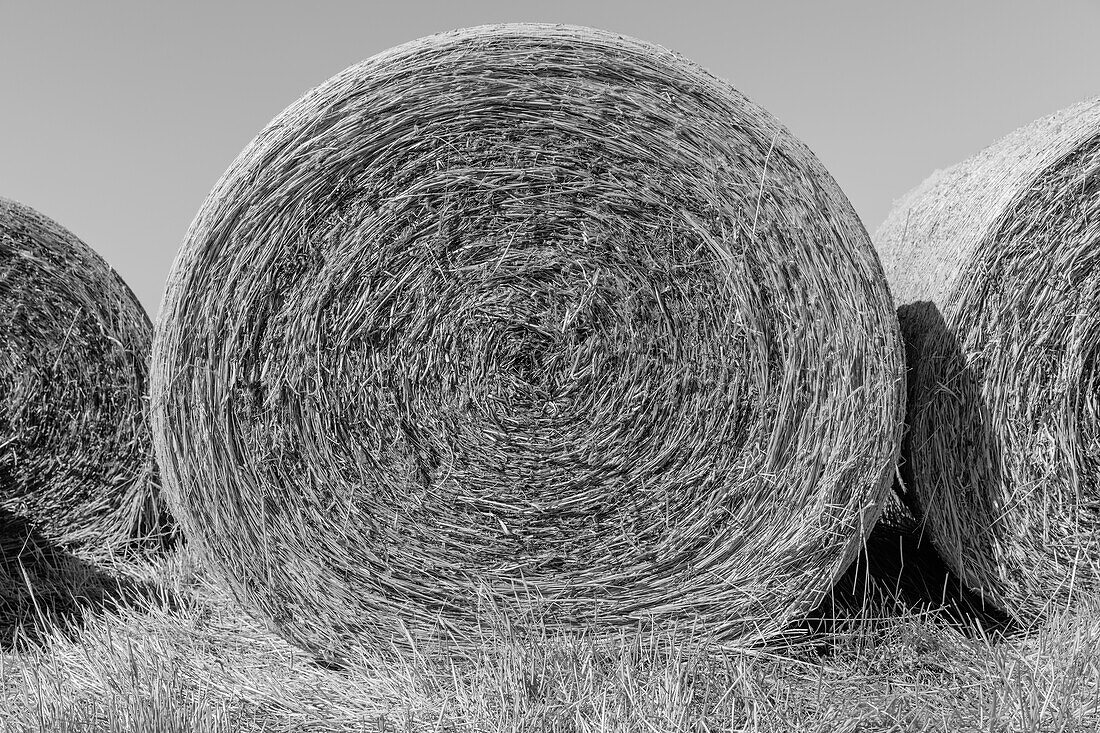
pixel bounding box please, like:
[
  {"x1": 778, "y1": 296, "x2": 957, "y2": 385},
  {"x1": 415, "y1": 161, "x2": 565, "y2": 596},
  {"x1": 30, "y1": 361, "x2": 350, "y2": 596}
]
[
  {"x1": 875, "y1": 99, "x2": 1100, "y2": 624},
  {"x1": 151, "y1": 23, "x2": 905, "y2": 661},
  {"x1": 0, "y1": 198, "x2": 160, "y2": 547}
]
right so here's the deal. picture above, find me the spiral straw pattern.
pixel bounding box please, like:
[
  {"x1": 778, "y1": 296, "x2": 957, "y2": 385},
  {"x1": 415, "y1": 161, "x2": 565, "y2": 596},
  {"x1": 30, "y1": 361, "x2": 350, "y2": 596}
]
[
  {"x1": 152, "y1": 24, "x2": 904, "y2": 661},
  {"x1": 0, "y1": 198, "x2": 160, "y2": 547}
]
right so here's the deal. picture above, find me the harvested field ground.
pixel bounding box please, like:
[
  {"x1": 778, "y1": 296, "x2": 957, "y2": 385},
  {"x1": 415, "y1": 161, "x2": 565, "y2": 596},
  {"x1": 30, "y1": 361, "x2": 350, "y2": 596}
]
[{"x1": 3, "y1": 523, "x2": 1098, "y2": 732}]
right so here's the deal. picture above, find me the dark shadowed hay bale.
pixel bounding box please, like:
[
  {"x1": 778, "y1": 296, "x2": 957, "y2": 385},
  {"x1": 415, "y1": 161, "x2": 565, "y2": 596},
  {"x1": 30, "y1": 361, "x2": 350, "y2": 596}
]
[
  {"x1": 0, "y1": 198, "x2": 162, "y2": 548},
  {"x1": 151, "y1": 24, "x2": 905, "y2": 662},
  {"x1": 876, "y1": 99, "x2": 1100, "y2": 625}
]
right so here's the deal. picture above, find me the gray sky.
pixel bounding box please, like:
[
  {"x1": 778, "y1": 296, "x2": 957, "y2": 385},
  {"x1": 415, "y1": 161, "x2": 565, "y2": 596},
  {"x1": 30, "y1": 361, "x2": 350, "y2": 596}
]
[{"x1": 2, "y1": 0, "x2": 1097, "y2": 316}]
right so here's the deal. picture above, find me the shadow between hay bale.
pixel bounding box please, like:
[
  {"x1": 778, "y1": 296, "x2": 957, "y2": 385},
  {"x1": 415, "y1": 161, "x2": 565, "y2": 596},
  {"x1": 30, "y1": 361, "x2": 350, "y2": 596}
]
[
  {"x1": 875, "y1": 98, "x2": 1100, "y2": 626},
  {"x1": 893, "y1": 300, "x2": 1005, "y2": 535},
  {"x1": 152, "y1": 23, "x2": 906, "y2": 663},
  {"x1": 801, "y1": 496, "x2": 1015, "y2": 638},
  {"x1": 0, "y1": 507, "x2": 163, "y2": 650},
  {"x1": 0, "y1": 198, "x2": 168, "y2": 549}
]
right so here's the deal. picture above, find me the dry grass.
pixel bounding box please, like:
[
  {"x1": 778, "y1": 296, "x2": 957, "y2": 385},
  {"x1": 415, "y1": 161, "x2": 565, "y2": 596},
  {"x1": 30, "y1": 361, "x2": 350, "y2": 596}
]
[
  {"x1": 2, "y1": 536, "x2": 1099, "y2": 732},
  {"x1": 0, "y1": 198, "x2": 165, "y2": 549},
  {"x1": 875, "y1": 99, "x2": 1100, "y2": 626},
  {"x1": 151, "y1": 22, "x2": 905, "y2": 664}
]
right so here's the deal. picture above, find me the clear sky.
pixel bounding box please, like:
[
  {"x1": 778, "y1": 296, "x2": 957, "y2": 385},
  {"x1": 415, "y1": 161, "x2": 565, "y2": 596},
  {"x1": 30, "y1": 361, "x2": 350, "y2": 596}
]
[{"x1": 1, "y1": 1, "x2": 1097, "y2": 317}]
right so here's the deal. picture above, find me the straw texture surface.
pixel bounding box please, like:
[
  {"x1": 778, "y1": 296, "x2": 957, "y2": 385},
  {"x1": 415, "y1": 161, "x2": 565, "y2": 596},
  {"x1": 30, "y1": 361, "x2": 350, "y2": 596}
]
[
  {"x1": 0, "y1": 198, "x2": 159, "y2": 547},
  {"x1": 876, "y1": 99, "x2": 1100, "y2": 624},
  {"x1": 152, "y1": 24, "x2": 905, "y2": 662}
]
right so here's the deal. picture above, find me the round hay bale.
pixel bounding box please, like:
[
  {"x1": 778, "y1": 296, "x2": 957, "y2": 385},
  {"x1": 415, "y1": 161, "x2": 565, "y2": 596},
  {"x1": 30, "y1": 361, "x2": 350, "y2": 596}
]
[
  {"x1": 151, "y1": 23, "x2": 905, "y2": 661},
  {"x1": 875, "y1": 99, "x2": 1100, "y2": 624},
  {"x1": 0, "y1": 197, "x2": 161, "y2": 547}
]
